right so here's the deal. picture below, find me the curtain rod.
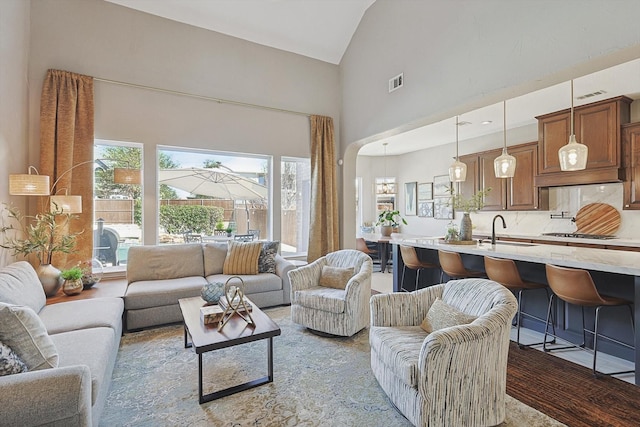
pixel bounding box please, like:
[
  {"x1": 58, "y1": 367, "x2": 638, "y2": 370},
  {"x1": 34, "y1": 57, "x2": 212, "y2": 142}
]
[{"x1": 93, "y1": 76, "x2": 311, "y2": 117}]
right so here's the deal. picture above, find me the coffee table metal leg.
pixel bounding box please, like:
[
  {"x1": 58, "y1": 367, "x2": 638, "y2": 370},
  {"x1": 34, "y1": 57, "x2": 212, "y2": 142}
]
[
  {"x1": 184, "y1": 324, "x2": 192, "y2": 349},
  {"x1": 198, "y1": 337, "x2": 275, "y2": 404}
]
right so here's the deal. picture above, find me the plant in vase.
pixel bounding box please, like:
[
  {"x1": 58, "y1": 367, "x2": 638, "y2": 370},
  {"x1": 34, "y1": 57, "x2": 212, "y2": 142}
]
[
  {"x1": 1, "y1": 203, "x2": 81, "y2": 296},
  {"x1": 60, "y1": 266, "x2": 83, "y2": 296},
  {"x1": 376, "y1": 209, "x2": 407, "y2": 237},
  {"x1": 448, "y1": 188, "x2": 492, "y2": 241}
]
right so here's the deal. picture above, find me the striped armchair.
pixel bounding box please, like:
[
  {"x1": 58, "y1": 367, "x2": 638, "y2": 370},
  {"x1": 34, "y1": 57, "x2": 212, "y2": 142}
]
[
  {"x1": 370, "y1": 279, "x2": 518, "y2": 427},
  {"x1": 288, "y1": 250, "x2": 372, "y2": 336}
]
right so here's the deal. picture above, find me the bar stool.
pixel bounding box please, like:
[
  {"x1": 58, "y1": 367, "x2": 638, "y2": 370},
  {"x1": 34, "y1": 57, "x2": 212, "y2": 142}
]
[
  {"x1": 484, "y1": 256, "x2": 555, "y2": 348},
  {"x1": 356, "y1": 238, "x2": 380, "y2": 270},
  {"x1": 438, "y1": 249, "x2": 485, "y2": 282},
  {"x1": 544, "y1": 264, "x2": 635, "y2": 377},
  {"x1": 399, "y1": 245, "x2": 440, "y2": 292}
]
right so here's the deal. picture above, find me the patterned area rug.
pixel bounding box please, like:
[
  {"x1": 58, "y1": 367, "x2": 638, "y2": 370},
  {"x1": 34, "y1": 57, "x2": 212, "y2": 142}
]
[{"x1": 101, "y1": 306, "x2": 564, "y2": 426}]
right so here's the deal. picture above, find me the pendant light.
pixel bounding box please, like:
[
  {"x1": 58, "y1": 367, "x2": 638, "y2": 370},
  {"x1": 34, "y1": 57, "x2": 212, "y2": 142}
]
[
  {"x1": 494, "y1": 100, "x2": 517, "y2": 178},
  {"x1": 558, "y1": 79, "x2": 588, "y2": 171},
  {"x1": 448, "y1": 116, "x2": 467, "y2": 182}
]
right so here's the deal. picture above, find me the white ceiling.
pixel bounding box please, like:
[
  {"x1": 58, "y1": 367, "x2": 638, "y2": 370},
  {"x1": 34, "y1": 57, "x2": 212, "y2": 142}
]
[
  {"x1": 104, "y1": 0, "x2": 639, "y2": 157},
  {"x1": 104, "y1": 0, "x2": 376, "y2": 64}
]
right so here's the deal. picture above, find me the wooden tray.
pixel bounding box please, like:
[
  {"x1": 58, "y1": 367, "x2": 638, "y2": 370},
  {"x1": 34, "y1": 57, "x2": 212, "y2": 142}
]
[
  {"x1": 439, "y1": 239, "x2": 477, "y2": 245},
  {"x1": 574, "y1": 203, "x2": 621, "y2": 236}
]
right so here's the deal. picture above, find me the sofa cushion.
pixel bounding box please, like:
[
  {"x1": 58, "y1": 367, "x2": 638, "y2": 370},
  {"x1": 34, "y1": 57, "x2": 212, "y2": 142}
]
[
  {"x1": 0, "y1": 341, "x2": 28, "y2": 376},
  {"x1": 0, "y1": 261, "x2": 46, "y2": 313},
  {"x1": 205, "y1": 273, "x2": 282, "y2": 295},
  {"x1": 420, "y1": 297, "x2": 477, "y2": 333},
  {"x1": 127, "y1": 244, "x2": 204, "y2": 283},
  {"x1": 38, "y1": 297, "x2": 124, "y2": 335},
  {"x1": 319, "y1": 266, "x2": 354, "y2": 290},
  {"x1": 51, "y1": 327, "x2": 115, "y2": 405},
  {"x1": 223, "y1": 241, "x2": 262, "y2": 275},
  {"x1": 125, "y1": 276, "x2": 208, "y2": 310},
  {"x1": 203, "y1": 242, "x2": 228, "y2": 276},
  {"x1": 294, "y1": 286, "x2": 346, "y2": 313},
  {"x1": 258, "y1": 241, "x2": 279, "y2": 274},
  {"x1": 0, "y1": 303, "x2": 58, "y2": 371},
  {"x1": 370, "y1": 325, "x2": 428, "y2": 388}
]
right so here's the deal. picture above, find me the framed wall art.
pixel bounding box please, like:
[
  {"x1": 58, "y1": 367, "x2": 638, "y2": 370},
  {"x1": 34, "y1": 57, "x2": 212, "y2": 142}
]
[
  {"x1": 404, "y1": 182, "x2": 417, "y2": 216},
  {"x1": 434, "y1": 197, "x2": 454, "y2": 220},
  {"x1": 433, "y1": 175, "x2": 452, "y2": 197},
  {"x1": 418, "y1": 201, "x2": 434, "y2": 218},
  {"x1": 417, "y1": 182, "x2": 433, "y2": 201}
]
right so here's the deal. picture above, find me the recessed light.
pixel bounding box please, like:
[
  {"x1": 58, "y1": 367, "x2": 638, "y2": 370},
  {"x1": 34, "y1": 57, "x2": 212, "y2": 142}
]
[{"x1": 481, "y1": 120, "x2": 492, "y2": 125}]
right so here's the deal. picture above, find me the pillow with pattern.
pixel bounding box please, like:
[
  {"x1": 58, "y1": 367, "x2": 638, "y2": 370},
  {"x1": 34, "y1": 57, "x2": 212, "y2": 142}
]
[
  {"x1": 420, "y1": 298, "x2": 477, "y2": 333},
  {"x1": 223, "y1": 241, "x2": 263, "y2": 275},
  {"x1": 319, "y1": 266, "x2": 355, "y2": 290},
  {"x1": 258, "y1": 241, "x2": 280, "y2": 274},
  {"x1": 0, "y1": 341, "x2": 28, "y2": 376}
]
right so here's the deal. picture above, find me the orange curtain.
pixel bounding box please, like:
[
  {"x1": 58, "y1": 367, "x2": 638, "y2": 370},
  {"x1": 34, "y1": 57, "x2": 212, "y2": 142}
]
[
  {"x1": 307, "y1": 115, "x2": 339, "y2": 262},
  {"x1": 39, "y1": 69, "x2": 94, "y2": 267}
]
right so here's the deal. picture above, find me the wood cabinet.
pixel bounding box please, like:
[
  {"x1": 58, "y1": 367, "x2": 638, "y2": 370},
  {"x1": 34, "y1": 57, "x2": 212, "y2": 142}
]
[
  {"x1": 535, "y1": 96, "x2": 631, "y2": 187},
  {"x1": 622, "y1": 122, "x2": 640, "y2": 210},
  {"x1": 458, "y1": 142, "x2": 547, "y2": 211}
]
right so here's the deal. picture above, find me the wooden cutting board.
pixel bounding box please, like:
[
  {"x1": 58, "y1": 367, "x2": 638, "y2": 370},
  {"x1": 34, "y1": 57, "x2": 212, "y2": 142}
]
[{"x1": 574, "y1": 203, "x2": 621, "y2": 236}]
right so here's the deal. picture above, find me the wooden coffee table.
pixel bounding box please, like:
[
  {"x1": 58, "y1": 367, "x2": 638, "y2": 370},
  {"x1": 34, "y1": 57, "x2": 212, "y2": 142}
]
[{"x1": 178, "y1": 296, "x2": 281, "y2": 404}]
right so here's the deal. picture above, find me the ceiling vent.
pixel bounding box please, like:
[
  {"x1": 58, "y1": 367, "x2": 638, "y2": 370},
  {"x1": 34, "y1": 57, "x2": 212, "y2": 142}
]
[
  {"x1": 389, "y1": 73, "x2": 403, "y2": 93},
  {"x1": 576, "y1": 90, "x2": 607, "y2": 100}
]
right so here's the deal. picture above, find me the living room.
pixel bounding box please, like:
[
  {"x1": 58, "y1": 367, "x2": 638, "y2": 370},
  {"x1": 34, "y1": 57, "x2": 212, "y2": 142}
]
[{"x1": 3, "y1": 1, "x2": 640, "y2": 426}]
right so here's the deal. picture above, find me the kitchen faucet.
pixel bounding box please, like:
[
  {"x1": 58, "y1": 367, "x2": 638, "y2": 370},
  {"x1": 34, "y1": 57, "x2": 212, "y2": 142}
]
[{"x1": 492, "y1": 214, "x2": 506, "y2": 245}]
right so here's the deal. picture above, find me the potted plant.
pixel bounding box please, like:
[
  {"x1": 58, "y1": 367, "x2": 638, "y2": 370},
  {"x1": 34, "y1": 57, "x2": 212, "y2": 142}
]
[
  {"x1": 448, "y1": 188, "x2": 492, "y2": 241},
  {"x1": 1, "y1": 203, "x2": 81, "y2": 296},
  {"x1": 60, "y1": 266, "x2": 83, "y2": 296},
  {"x1": 376, "y1": 209, "x2": 407, "y2": 237},
  {"x1": 225, "y1": 227, "x2": 233, "y2": 237}
]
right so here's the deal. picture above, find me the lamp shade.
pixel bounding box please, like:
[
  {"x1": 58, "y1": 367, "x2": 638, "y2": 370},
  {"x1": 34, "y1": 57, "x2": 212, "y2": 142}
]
[
  {"x1": 50, "y1": 195, "x2": 83, "y2": 214},
  {"x1": 9, "y1": 173, "x2": 50, "y2": 196},
  {"x1": 448, "y1": 160, "x2": 467, "y2": 182},
  {"x1": 559, "y1": 135, "x2": 588, "y2": 171},
  {"x1": 114, "y1": 168, "x2": 141, "y2": 185},
  {"x1": 494, "y1": 148, "x2": 517, "y2": 178}
]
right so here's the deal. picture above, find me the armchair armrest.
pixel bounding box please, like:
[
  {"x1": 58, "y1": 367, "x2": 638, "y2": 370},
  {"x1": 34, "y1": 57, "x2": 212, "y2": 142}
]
[
  {"x1": 370, "y1": 284, "x2": 444, "y2": 327},
  {"x1": 0, "y1": 365, "x2": 92, "y2": 427},
  {"x1": 287, "y1": 257, "x2": 325, "y2": 294}
]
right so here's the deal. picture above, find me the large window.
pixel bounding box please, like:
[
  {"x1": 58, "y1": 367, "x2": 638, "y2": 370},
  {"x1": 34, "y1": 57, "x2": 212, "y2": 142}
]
[
  {"x1": 93, "y1": 141, "x2": 143, "y2": 269},
  {"x1": 157, "y1": 147, "x2": 270, "y2": 244},
  {"x1": 281, "y1": 157, "x2": 310, "y2": 257}
]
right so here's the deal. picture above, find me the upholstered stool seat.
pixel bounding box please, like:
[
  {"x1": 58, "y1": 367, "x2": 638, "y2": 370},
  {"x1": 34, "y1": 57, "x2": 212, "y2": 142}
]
[
  {"x1": 399, "y1": 245, "x2": 440, "y2": 292},
  {"x1": 438, "y1": 249, "x2": 485, "y2": 281}
]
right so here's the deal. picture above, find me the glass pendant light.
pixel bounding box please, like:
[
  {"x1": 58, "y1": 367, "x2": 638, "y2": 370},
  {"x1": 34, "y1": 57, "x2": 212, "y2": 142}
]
[
  {"x1": 494, "y1": 100, "x2": 517, "y2": 178},
  {"x1": 558, "y1": 79, "x2": 588, "y2": 171},
  {"x1": 448, "y1": 116, "x2": 467, "y2": 182}
]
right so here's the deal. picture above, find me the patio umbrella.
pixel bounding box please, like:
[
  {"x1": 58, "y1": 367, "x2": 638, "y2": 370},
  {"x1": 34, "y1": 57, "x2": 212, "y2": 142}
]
[{"x1": 158, "y1": 167, "x2": 267, "y2": 231}]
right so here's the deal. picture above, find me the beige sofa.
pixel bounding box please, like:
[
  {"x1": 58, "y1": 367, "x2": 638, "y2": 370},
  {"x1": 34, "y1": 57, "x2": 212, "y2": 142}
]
[
  {"x1": 0, "y1": 261, "x2": 124, "y2": 427},
  {"x1": 125, "y1": 242, "x2": 294, "y2": 330}
]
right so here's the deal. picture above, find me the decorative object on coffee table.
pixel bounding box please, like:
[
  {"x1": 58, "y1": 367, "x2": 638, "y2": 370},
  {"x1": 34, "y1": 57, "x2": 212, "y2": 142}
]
[
  {"x1": 218, "y1": 276, "x2": 254, "y2": 330},
  {"x1": 201, "y1": 281, "x2": 225, "y2": 304}
]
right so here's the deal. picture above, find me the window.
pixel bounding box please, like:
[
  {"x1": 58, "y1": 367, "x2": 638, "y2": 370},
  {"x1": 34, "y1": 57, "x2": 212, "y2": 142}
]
[
  {"x1": 94, "y1": 141, "x2": 143, "y2": 271},
  {"x1": 281, "y1": 157, "x2": 310, "y2": 257},
  {"x1": 157, "y1": 147, "x2": 270, "y2": 244}
]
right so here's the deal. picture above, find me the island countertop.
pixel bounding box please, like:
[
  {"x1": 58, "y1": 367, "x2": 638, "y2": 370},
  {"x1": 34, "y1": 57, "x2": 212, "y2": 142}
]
[{"x1": 390, "y1": 234, "x2": 640, "y2": 276}]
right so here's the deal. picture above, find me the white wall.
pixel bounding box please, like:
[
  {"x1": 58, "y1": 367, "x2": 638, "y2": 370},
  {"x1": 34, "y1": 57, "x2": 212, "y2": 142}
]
[
  {"x1": 28, "y1": 0, "x2": 341, "y2": 245},
  {"x1": 341, "y1": 0, "x2": 640, "y2": 246},
  {"x1": 0, "y1": 1, "x2": 30, "y2": 267}
]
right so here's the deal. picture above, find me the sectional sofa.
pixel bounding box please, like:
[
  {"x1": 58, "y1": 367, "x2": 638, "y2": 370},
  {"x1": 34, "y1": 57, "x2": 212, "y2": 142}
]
[
  {"x1": 124, "y1": 242, "x2": 294, "y2": 330},
  {"x1": 0, "y1": 261, "x2": 124, "y2": 427}
]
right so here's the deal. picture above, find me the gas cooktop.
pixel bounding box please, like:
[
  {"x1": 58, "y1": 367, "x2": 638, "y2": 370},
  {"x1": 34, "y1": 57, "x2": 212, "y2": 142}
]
[{"x1": 541, "y1": 232, "x2": 617, "y2": 240}]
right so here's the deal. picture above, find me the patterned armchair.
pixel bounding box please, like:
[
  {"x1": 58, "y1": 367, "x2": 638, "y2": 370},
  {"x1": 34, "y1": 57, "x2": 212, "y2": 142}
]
[
  {"x1": 369, "y1": 278, "x2": 518, "y2": 427},
  {"x1": 288, "y1": 250, "x2": 372, "y2": 337}
]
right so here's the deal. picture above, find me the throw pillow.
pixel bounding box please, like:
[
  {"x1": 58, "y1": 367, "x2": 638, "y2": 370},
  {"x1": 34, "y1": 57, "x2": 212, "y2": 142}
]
[
  {"x1": 319, "y1": 266, "x2": 355, "y2": 290},
  {"x1": 258, "y1": 241, "x2": 280, "y2": 274},
  {"x1": 420, "y1": 298, "x2": 477, "y2": 333},
  {"x1": 223, "y1": 241, "x2": 263, "y2": 275},
  {"x1": 0, "y1": 303, "x2": 59, "y2": 371},
  {"x1": 0, "y1": 341, "x2": 28, "y2": 376}
]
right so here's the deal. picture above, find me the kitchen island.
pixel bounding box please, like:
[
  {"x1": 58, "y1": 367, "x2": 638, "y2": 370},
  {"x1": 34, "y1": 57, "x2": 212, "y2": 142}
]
[{"x1": 389, "y1": 234, "x2": 640, "y2": 385}]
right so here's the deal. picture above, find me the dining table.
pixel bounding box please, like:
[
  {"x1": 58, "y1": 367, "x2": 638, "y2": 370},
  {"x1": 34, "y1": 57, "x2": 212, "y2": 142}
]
[{"x1": 359, "y1": 233, "x2": 393, "y2": 273}]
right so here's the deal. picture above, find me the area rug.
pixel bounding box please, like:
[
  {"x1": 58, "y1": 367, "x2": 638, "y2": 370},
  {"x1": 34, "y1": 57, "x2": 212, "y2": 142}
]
[{"x1": 101, "y1": 306, "x2": 563, "y2": 426}]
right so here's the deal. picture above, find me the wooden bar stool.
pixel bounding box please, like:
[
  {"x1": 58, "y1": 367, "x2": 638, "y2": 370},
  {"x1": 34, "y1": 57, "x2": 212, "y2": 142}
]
[
  {"x1": 484, "y1": 256, "x2": 555, "y2": 348},
  {"x1": 544, "y1": 264, "x2": 635, "y2": 377},
  {"x1": 438, "y1": 249, "x2": 485, "y2": 282},
  {"x1": 399, "y1": 245, "x2": 440, "y2": 292}
]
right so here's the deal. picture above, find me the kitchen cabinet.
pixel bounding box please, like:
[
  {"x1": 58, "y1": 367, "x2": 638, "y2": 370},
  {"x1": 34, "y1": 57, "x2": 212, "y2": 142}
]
[
  {"x1": 622, "y1": 122, "x2": 640, "y2": 210},
  {"x1": 458, "y1": 142, "x2": 547, "y2": 211},
  {"x1": 535, "y1": 96, "x2": 631, "y2": 187}
]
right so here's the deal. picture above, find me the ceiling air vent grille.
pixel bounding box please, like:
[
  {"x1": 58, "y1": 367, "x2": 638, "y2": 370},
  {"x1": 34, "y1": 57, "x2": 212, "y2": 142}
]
[
  {"x1": 389, "y1": 73, "x2": 403, "y2": 93},
  {"x1": 576, "y1": 90, "x2": 607, "y2": 100}
]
